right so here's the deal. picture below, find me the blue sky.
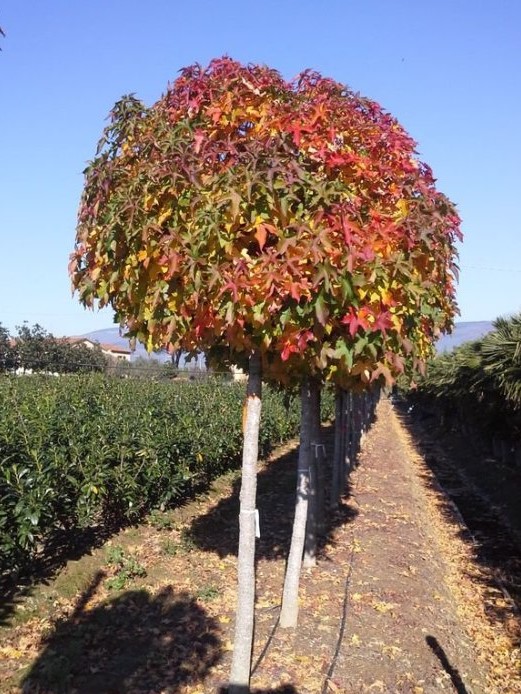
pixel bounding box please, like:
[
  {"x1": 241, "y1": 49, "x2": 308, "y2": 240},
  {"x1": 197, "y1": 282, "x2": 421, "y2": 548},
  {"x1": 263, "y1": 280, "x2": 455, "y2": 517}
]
[{"x1": 1, "y1": 1, "x2": 520, "y2": 337}]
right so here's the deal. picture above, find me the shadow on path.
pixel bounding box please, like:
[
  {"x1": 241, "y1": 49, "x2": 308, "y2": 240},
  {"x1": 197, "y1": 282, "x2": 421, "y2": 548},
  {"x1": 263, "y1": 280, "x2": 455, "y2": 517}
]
[
  {"x1": 1, "y1": 522, "x2": 124, "y2": 628},
  {"x1": 22, "y1": 571, "x2": 222, "y2": 694},
  {"x1": 396, "y1": 401, "x2": 521, "y2": 639},
  {"x1": 426, "y1": 635, "x2": 470, "y2": 694},
  {"x1": 188, "y1": 426, "x2": 358, "y2": 562},
  {"x1": 219, "y1": 687, "x2": 298, "y2": 693}
]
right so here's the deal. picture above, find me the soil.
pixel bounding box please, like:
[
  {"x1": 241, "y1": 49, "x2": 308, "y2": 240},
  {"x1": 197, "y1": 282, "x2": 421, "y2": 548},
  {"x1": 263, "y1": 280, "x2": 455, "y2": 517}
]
[{"x1": 1, "y1": 399, "x2": 520, "y2": 693}]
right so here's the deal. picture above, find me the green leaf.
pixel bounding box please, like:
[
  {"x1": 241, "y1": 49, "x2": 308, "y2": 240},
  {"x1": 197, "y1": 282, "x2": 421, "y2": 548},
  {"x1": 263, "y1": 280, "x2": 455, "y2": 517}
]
[
  {"x1": 340, "y1": 275, "x2": 354, "y2": 302},
  {"x1": 335, "y1": 340, "x2": 354, "y2": 369},
  {"x1": 315, "y1": 293, "x2": 329, "y2": 326}
]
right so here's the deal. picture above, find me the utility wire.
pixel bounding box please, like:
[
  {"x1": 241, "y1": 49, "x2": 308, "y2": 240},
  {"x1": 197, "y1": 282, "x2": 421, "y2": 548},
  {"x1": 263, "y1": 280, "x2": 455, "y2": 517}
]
[{"x1": 462, "y1": 265, "x2": 521, "y2": 273}]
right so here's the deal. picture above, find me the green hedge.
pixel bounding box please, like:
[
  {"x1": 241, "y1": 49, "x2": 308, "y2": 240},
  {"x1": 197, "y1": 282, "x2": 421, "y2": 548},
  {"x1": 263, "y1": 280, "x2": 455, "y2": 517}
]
[
  {"x1": 0, "y1": 375, "x2": 333, "y2": 571},
  {"x1": 406, "y1": 315, "x2": 521, "y2": 466}
]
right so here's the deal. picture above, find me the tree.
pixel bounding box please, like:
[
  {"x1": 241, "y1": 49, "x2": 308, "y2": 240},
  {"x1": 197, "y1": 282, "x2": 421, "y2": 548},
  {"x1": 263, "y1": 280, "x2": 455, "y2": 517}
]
[
  {"x1": 13, "y1": 324, "x2": 107, "y2": 374},
  {"x1": 481, "y1": 314, "x2": 521, "y2": 408},
  {"x1": 70, "y1": 57, "x2": 461, "y2": 690},
  {"x1": 0, "y1": 323, "x2": 16, "y2": 372},
  {"x1": 61, "y1": 340, "x2": 107, "y2": 373},
  {"x1": 412, "y1": 314, "x2": 521, "y2": 458}
]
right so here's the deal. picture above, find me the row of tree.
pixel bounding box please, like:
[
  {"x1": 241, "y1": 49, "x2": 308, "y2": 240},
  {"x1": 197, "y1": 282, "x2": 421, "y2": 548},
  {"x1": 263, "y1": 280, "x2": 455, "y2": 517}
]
[
  {"x1": 69, "y1": 58, "x2": 461, "y2": 691},
  {"x1": 0, "y1": 323, "x2": 107, "y2": 374},
  {"x1": 409, "y1": 313, "x2": 521, "y2": 465}
]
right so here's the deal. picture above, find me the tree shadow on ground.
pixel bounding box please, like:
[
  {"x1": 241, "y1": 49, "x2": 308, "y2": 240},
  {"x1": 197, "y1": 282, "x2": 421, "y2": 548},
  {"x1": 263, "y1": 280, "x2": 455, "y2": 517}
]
[
  {"x1": 188, "y1": 425, "x2": 359, "y2": 562},
  {"x1": 1, "y1": 476, "x2": 223, "y2": 628},
  {"x1": 0, "y1": 522, "x2": 125, "y2": 628},
  {"x1": 426, "y1": 635, "x2": 470, "y2": 694},
  {"x1": 395, "y1": 401, "x2": 521, "y2": 640},
  {"x1": 219, "y1": 687, "x2": 298, "y2": 693},
  {"x1": 22, "y1": 571, "x2": 222, "y2": 694}
]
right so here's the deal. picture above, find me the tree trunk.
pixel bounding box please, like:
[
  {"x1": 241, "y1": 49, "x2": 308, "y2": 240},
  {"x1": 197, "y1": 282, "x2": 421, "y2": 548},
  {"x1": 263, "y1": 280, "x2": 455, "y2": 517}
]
[
  {"x1": 330, "y1": 387, "x2": 343, "y2": 509},
  {"x1": 171, "y1": 348, "x2": 183, "y2": 369},
  {"x1": 280, "y1": 378, "x2": 312, "y2": 628},
  {"x1": 229, "y1": 352, "x2": 262, "y2": 694},
  {"x1": 303, "y1": 380, "x2": 319, "y2": 568},
  {"x1": 348, "y1": 391, "x2": 357, "y2": 471},
  {"x1": 313, "y1": 383, "x2": 325, "y2": 537},
  {"x1": 343, "y1": 390, "x2": 351, "y2": 483}
]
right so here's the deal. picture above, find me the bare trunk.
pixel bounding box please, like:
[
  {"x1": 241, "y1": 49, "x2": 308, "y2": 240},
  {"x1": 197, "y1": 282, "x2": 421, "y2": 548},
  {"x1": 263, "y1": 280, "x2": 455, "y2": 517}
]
[
  {"x1": 280, "y1": 379, "x2": 312, "y2": 628},
  {"x1": 302, "y1": 455, "x2": 317, "y2": 569},
  {"x1": 342, "y1": 390, "x2": 351, "y2": 483},
  {"x1": 229, "y1": 352, "x2": 262, "y2": 694},
  {"x1": 304, "y1": 380, "x2": 322, "y2": 567},
  {"x1": 351, "y1": 393, "x2": 362, "y2": 467},
  {"x1": 313, "y1": 383, "x2": 325, "y2": 537},
  {"x1": 330, "y1": 387, "x2": 343, "y2": 509}
]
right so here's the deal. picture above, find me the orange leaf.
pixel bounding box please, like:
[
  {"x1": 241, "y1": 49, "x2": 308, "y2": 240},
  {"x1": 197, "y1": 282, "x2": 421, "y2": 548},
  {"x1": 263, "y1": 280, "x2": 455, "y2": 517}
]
[{"x1": 255, "y1": 224, "x2": 267, "y2": 250}]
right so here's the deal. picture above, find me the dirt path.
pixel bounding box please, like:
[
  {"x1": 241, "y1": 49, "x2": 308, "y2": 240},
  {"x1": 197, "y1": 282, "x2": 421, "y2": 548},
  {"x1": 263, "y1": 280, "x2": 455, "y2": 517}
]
[
  {"x1": 2, "y1": 399, "x2": 520, "y2": 693},
  {"x1": 326, "y1": 400, "x2": 486, "y2": 693}
]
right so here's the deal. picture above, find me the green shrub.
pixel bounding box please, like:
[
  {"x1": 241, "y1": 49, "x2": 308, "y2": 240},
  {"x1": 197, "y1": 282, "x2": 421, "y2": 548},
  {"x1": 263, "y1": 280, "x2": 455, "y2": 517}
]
[
  {"x1": 0, "y1": 374, "x2": 318, "y2": 572},
  {"x1": 409, "y1": 314, "x2": 521, "y2": 448}
]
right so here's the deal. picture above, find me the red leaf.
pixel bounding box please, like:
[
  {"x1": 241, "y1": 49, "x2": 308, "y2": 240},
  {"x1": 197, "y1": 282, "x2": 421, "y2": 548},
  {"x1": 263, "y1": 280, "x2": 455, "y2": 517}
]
[
  {"x1": 193, "y1": 130, "x2": 205, "y2": 154},
  {"x1": 281, "y1": 342, "x2": 299, "y2": 361}
]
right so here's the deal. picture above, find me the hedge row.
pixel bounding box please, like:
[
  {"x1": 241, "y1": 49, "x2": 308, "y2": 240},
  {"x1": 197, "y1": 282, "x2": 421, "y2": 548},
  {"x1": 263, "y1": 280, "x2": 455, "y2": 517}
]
[
  {"x1": 407, "y1": 316, "x2": 521, "y2": 466},
  {"x1": 0, "y1": 374, "x2": 333, "y2": 572}
]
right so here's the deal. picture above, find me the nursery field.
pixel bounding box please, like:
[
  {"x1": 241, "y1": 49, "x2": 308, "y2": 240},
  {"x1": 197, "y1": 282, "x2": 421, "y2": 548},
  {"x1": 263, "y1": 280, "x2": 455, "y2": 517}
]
[
  {"x1": 0, "y1": 375, "x2": 334, "y2": 574},
  {"x1": 1, "y1": 399, "x2": 520, "y2": 693}
]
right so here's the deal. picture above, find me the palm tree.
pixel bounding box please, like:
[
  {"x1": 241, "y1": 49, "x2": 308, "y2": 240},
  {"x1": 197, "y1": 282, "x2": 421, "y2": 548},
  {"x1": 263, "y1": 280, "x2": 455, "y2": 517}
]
[{"x1": 481, "y1": 314, "x2": 521, "y2": 409}]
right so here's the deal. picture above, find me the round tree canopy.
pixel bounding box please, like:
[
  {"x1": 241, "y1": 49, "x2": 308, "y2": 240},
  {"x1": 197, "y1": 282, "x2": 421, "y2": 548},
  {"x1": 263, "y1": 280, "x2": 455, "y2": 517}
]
[{"x1": 70, "y1": 57, "x2": 461, "y2": 387}]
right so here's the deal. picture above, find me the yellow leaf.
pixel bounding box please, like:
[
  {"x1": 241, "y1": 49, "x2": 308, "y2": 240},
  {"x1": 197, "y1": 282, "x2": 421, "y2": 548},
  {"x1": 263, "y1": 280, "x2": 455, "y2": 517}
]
[
  {"x1": 373, "y1": 601, "x2": 396, "y2": 613},
  {"x1": 158, "y1": 207, "x2": 172, "y2": 225},
  {"x1": 295, "y1": 655, "x2": 312, "y2": 664},
  {"x1": 351, "y1": 634, "x2": 361, "y2": 646},
  {"x1": 144, "y1": 193, "x2": 157, "y2": 211},
  {"x1": 0, "y1": 646, "x2": 23, "y2": 659},
  {"x1": 396, "y1": 198, "x2": 409, "y2": 220},
  {"x1": 256, "y1": 597, "x2": 278, "y2": 609}
]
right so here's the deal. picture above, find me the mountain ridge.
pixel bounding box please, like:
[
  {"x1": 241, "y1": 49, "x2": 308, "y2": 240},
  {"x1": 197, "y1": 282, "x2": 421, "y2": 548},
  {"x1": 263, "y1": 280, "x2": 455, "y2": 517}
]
[
  {"x1": 435, "y1": 320, "x2": 494, "y2": 352},
  {"x1": 82, "y1": 321, "x2": 495, "y2": 359}
]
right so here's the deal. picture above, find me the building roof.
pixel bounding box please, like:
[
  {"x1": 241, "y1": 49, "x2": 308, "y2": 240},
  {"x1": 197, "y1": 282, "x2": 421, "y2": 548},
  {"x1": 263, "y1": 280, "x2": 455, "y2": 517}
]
[{"x1": 63, "y1": 336, "x2": 132, "y2": 355}]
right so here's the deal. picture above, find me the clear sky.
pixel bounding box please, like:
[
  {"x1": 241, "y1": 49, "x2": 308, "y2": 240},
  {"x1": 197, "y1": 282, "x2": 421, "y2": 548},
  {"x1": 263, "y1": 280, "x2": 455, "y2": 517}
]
[{"x1": 1, "y1": 1, "x2": 520, "y2": 337}]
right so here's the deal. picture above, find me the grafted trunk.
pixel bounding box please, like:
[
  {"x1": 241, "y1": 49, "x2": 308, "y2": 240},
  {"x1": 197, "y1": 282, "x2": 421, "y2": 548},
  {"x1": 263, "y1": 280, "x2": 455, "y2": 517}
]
[
  {"x1": 280, "y1": 379, "x2": 312, "y2": 628},
  {"x1": 229, "y1": 352, "x2": 262, "y2": 694}
]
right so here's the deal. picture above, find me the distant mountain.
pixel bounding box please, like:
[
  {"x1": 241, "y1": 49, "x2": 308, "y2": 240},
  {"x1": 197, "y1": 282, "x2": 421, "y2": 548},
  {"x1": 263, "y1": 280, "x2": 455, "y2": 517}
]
[
  {"x1": 83, "y1": 321, "x2": 494, "y2": 361},
  {"x1": 436, "y1": 321, "x2": 494, "y2": 353},
  {"x1": 80, "y1": 328, "x2": 205, "y2": 367}
]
